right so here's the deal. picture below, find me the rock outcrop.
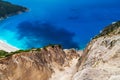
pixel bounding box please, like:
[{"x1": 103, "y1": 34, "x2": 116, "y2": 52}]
[
  {"x1": 73, "y1": 21, "x2": 120, "y2": 80},
  {"x1": 0, "y1": 45, "x2": 80, "y2": 80}
]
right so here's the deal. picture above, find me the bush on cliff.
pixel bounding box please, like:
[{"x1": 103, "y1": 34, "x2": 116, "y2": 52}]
[{"x1": 0, "y1": 50, "x2": 8, "y2": 58}]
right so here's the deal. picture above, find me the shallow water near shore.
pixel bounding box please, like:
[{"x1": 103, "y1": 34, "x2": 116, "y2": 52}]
[{"x1": 1, "y1": 0, "x2": 120, "y2": 49}]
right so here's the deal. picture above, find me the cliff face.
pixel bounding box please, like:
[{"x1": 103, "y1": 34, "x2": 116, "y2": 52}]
[
  {"x1": 73, "y1": 22, "x2": 120, "y2": 80},
  {"x1": 0, "y1": 45, "x2": 80, "y2": 80},
  {"x1": 0, "y1": 21, "x2": 120, "y2": 80}
]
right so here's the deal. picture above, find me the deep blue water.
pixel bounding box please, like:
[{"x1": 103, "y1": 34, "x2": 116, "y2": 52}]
[{"x1": 1, "y1": 0, "x2": 120, "y2": 49}]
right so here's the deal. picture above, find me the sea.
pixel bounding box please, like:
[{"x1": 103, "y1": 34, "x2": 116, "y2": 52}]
[{"x1": 0, "y1": 0, "x2": 120, "y2": 49}]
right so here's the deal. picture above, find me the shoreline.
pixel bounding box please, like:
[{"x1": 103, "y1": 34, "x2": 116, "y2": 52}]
[
  {"x1": 0, "y1": 40, "x2": 19, "y2": 52},
  {"x1": 0, "y1": 0, "x2": 29, "y2": 21},
  {"x1": 0, "y1": 9, "x2": 29, "y2": 21}
]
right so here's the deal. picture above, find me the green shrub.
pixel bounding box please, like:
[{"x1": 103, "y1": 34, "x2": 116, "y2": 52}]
[
  {"x1": 0, "y1": 50, "x2": 8, "y2": 58},
  {"x1": 93, "y1": 21, "x2": 120, "y2": 39}
]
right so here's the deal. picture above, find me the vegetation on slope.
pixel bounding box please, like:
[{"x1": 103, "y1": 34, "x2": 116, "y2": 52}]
[
  {"x1": 0, "y1": 50, "x2": 8, "y2": 58},
  {"x1": 0, "y1": 44, "x2": 62, "y2": 58},
  {"x1": 93, "y1": 21, "x2": 120, "y2": 39},
  {"x1": 0, "y1": 0, "x2": 28, "y2": 19},
  {"x1": 0, "y1": 49, "x2": 31, "y2": 58}
]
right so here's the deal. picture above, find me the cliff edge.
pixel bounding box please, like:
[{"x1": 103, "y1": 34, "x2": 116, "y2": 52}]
[
  {"x1": 0, "y1": 45, "x2": 81, "y2": 80},
  {"x1": 0, "y1": 21, "x2": 120, "y2": 80},
  {"x1": 73, "y1": 21, "x2": 120, "y2": 80}
]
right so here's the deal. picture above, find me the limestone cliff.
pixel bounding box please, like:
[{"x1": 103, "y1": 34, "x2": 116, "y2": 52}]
[
  {"x1": 0, "y1": 45, "x2": 80, "y2": 80},
  {"x1": 0, "y1": 21, "x2": 120, "y2": 80},
  {"x1": 73, "y1": 21, "x2": 120, "y2": 80}
]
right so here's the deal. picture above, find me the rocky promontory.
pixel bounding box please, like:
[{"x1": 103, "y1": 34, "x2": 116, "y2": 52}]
[
  {"x1": 0, "y1": 0, "x2": 28, "y2": 20},
  {"x1": 0, "y1": 45, "x2": 81, "y2": 80},
  {"x1": 73, "y1": 21, "x2": 120, "y2": 80}
]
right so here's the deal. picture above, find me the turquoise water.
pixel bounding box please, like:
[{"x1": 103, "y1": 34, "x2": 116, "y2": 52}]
[{"x1": 1, "y1": 0, "x2": 120, "y2": 49}]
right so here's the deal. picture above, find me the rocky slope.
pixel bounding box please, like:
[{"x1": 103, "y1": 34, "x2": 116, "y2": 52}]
[
  {"x1": 73, "y1": 21, "x2": 120, "y2": 80},
  {"x1": 0, "y1": 45, "x2": 81, "y2": 80},
  {"x1": 0, "y1": 21, "x2": 120, "y2": 80}
]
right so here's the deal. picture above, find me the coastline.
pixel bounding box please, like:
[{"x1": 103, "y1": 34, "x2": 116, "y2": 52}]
[
  {"x1": 0, "y1": 9, "x2": 29, "y2": 21},
  {"x1": 0, "y1": 0, "x2": 28, "y2": 51},
  {"x1": 0, "y1": 0, "x2": 29, "y2": 21},
  {"x1": 0, "y1": 40, "x2": 19, "y2": 52}
]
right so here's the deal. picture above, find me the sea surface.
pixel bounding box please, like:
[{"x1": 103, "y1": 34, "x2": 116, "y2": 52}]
[{"x1": 1, "y1": 0, "x2": 120, "y2": 49}]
